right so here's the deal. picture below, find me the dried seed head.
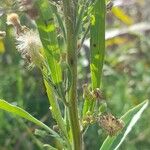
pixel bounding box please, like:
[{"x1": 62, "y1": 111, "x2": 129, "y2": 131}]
[
  {"x1": 6, "y1": 13, "x2": 27, "y2": 35},
  {"x1": 7, "y1": 13, "x2": 20, "y2": 26},
  {"x1": 16, "y1": 30, "x2": 44, "y2": 67},
  {"x1": 98, "y1": 113, "x2": 124, "y2": 136}
]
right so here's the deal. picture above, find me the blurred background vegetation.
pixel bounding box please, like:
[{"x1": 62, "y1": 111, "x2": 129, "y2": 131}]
[{"x1": 0, "y1": 0, "x2": 150, "y2": 149}]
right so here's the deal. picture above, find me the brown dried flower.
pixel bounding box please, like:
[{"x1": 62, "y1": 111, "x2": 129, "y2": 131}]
[
  {"x1": 7, "y1": 13, "x2": 20, "y2": 26},
  {"x1": 98, "y1": 113, "x2": 124, "y2": 136},
  {"x1": 6, "y1": 13, "x2": 29, "y2": 35}
]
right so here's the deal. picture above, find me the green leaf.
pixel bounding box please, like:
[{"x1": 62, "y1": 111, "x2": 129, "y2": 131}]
[
  {"x1": 35, "y1": 129, "x2": 48, "y2": 138},
  {"x1": 90, "y1": 0, "x2": 105, "y2": 89},
  {"x1": 35, "y1": 0, "x2": 68, "y2": 140},
  {"x1": 100, "y1": 100, "x2": 149, "y2": 150},
  {"x1": 50, "y1": 4, "x2": 66, "y2": 41},
  {"x1": 36, "y1": 0, "x2": 62, "y2": 84},
  {"x1": 0, "y1": 99, "x2": 59, "y2": 137},
  {"x1": 89, "y1": 0, "x2": 105, "y2": 112}
]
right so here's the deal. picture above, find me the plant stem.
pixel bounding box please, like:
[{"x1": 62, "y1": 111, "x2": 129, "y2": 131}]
[{"x1": 62, "y1": 0, "x2": 82, "y2": 149}]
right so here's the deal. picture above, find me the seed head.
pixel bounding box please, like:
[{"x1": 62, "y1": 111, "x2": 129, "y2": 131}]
[
  {"x1": 7, "y1": 13, "x2": 20, "y2": 26},
  {"x1": 16, "y1": 30, "x2": 44, "y2": 67},
  {"x1": 6, "y1": 13, "x2": 25, "y2": 35},
  {"x1": 98, "y1": 113, "x2": 124, "y2": 136}
]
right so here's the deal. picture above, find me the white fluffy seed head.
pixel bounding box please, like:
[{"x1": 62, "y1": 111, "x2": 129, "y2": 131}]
[{"x1": 16, "y1": 30, "x2": 44, "y2": 67}]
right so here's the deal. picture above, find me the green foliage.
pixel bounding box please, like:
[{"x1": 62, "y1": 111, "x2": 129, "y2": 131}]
[
  {"x1": 35, "y1": 0, "x2": 68, "y2": 142},
  {"x1": 36, "y1": 0, "x2": 62, "y2": 84},
  {"x1": 0, "y1": 99, "x2": 59, "y2": 137},
  {"x1": 90, "y1": 0, "x2": 105, "y2": 89},
  {"x1": 0, "y1": 0, "x2": 149, "y2": 149}
]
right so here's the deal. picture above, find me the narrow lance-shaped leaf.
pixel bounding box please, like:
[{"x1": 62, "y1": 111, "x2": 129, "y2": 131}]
[
  {"x1": 0, "y1": 99, "x2": 59, "y2": 137},
  {"x1": 90, "y1": 0, "x2": 105, "y2": 89},
  {"x1": 35, "y1": 0, "x2": 62, "y2": 84},
  {"x1": 50, "y1": 4, "x2": 66, "y2": 41},
  {"x1": 87, "y1": 0, "x2": 105, "y2": 112},
  {"x1": 35, "y1": 0, "x2": 68, "y2": 140},
  {"x1": 100, "y1": 100, "x2": 149, "y2": 150}
]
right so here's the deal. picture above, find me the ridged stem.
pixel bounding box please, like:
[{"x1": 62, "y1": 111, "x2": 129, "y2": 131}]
[{"x1": 62, "y1": 0, "x2": 82, "y2": 149}]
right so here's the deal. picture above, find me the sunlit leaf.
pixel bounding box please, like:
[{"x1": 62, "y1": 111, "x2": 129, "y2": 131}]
[
  {"x1": 90, "y1": 0, "x2": 105, "y2": 89},
  {"x1": 0, "y1": 99, "x2": 59, "y2": 137},
  {"x1": 36, "y1": 0, "x2": 62, "y2": 84},
  {"x1": 35, "y1": 0, "x2": 68, "y2": 140},
  {"x1": 89, "y1": 0, "x2": 105, "y2": 112}
]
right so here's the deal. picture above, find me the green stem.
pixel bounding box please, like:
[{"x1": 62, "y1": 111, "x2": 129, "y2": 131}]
[{"x1": 62, "y1": 0, "x2": 82, "y2": 149}]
